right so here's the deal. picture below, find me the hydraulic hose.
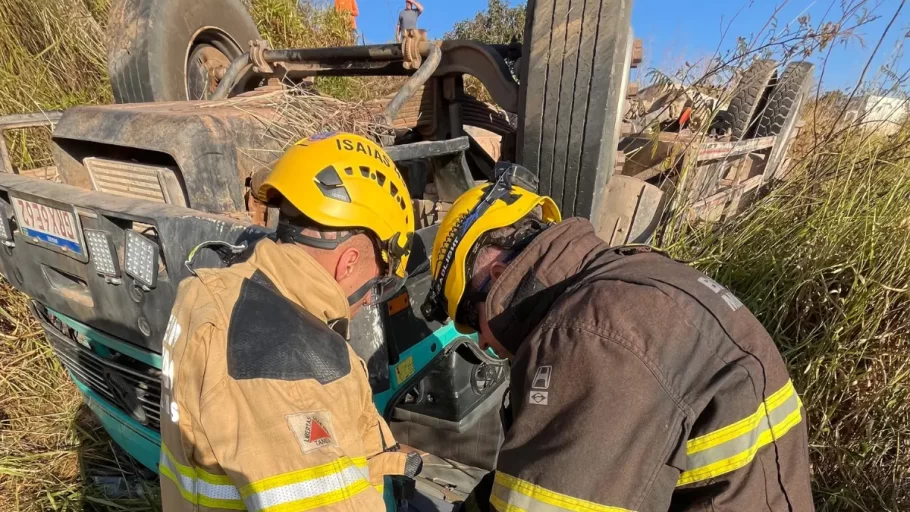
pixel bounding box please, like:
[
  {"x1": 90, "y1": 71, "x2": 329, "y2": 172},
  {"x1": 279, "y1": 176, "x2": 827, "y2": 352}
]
[
  {"x1": 211, "y1": 52, "x2": 252, "y2": 100},
  {"x1": 383, "y1": 44, "x2": 442, "y2": 125}
]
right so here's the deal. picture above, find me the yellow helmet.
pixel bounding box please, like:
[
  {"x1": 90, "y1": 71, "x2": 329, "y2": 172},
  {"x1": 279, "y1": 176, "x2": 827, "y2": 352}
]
[
  {"x1": 421, "y1": 165, "x2": 561, "y2": 333},
  {"x1": 259, "y1": 132, "x2": 415, "y2": 300}
]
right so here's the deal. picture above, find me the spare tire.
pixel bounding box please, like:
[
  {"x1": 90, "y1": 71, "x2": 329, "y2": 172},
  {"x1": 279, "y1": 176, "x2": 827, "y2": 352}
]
[
  {"x1": 726, "y1": 59, "x2": 778, "y2": 140},
  {"x1": 516, "y1": 0, "x2": 634, "y2": 221},
  {"x1": 107, "y1": 0, "x2": 261, "y2": 103}
]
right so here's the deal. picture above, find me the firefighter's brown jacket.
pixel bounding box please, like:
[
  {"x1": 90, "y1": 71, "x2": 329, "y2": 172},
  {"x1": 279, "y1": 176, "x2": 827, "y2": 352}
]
[
  {"x1": 159, "y1": 239, "x2": 418, "y2": 512},
  {"x1": 468, "y1": 218, "x2": 813, "y2": 511}
]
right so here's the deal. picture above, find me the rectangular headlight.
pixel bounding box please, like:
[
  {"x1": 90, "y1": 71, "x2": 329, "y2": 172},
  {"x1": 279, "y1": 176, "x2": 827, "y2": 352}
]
[
  {"x1": 124, "y1": 229, "x2": 159, "y2": 289},
  {"x1": 84, "y1": 229, "x2": 120, "y2": 278}
]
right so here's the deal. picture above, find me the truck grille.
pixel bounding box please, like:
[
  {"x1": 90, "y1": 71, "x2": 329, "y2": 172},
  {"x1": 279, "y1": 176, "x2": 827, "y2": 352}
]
[
  {"x1": 33, "y1": 303, "x2": 162, "y2": 431},
  {"x1": 84, "y1": 157, "x2": 186, "y2": 207}
]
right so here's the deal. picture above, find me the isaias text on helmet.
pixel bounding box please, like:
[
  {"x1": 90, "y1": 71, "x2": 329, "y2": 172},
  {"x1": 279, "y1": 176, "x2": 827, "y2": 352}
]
[{"x1": 335, "y1": 138, "x2": 392, "y2": 168}]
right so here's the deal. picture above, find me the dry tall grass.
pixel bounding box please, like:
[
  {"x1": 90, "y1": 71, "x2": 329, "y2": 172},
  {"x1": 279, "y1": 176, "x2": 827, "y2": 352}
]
[
  {"x1": 0, "y1": 0, "x2": 110, "y2": 170},
  {"x1": 666, "y1": 113, "x2": 910, "y2": 511},
  {"x1": 649, "y1": 2, "x2": 910, "y2": 508}
]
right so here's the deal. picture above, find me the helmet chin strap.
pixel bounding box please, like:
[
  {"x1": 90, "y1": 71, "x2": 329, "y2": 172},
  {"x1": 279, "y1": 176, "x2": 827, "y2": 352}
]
[
  {"x1": 278, "y1": 221, "x2": 407, "y2": 307},
  {"x1": 347, "y1": 278, "x2": 376, "y2": 306}
]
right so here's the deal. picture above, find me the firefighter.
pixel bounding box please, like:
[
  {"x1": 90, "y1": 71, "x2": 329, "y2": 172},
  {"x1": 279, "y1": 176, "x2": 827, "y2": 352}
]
[
  {"x1": 422, "y1": 165, "x2": 814, "y2": 511},
  {"x1": 159, "y1": 132, "x2": 422, "y2": 511}
]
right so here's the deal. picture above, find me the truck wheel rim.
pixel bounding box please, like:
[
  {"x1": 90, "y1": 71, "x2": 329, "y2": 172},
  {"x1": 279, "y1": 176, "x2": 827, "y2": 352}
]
[{"x1": 185, "y1": 27, "x2": 244, "y2": 100}]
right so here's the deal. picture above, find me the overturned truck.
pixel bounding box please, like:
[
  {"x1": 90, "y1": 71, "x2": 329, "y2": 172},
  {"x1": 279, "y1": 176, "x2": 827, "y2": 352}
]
[{"x1": 0, "y1": 0, "x2": 810, "y2": 507}]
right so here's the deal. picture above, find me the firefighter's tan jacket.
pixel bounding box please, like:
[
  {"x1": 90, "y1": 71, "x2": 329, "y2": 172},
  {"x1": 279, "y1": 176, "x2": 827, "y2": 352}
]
[{"x1": 159, "y1": 239, "x2": 418, "y2": 511}]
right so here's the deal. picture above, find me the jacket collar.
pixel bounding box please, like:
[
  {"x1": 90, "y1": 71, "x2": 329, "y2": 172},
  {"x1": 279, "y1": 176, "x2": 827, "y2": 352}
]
[
  {"x1": 247, "y1": 239, "x2": 351, "y2": 330},
  {"x1": 483, "y1": 218, "x2": 607, "y2": 354}
]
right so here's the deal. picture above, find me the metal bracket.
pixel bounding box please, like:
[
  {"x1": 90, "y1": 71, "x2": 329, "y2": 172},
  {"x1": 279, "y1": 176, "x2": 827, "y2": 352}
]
[
  {"x1": 434, "y1": 41, "x2": 519, "y2": 113},
  {"x1": 249, "y1": 40, "x2": 274, "y2": 74},
  {"x1": 385, "y1": 137, "x2": 475, "y2": 202},
  {"x1": 402, "y1": 29, "x2": 429, "y2": 70},
  {"x1": 385, "y1": 136, "x2": 470, "y2": 162}
]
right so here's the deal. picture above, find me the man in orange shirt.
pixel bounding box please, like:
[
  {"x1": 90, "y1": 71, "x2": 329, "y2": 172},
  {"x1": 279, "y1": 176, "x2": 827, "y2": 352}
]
[{"x1": 335, "y1": 0, "x2": 359, "y2": 29}]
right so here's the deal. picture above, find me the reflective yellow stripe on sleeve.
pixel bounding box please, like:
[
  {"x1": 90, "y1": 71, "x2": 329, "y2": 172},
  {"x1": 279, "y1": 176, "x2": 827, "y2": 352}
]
[
  {"x1": 159, "y1": 445, "x2": 245, "y2": 510},
  {"x1": 240, "y1": 456, "x2": 371, "y2": 512},
  {"x1": 492, "y1": 472, "x2": 635, "y2": 512},
  {"x1": 677, "y1": 380, "x2": 804, "y2": 486},
  {"x1": 351, "y1": 456, "x2": 383, "y2": 493}
]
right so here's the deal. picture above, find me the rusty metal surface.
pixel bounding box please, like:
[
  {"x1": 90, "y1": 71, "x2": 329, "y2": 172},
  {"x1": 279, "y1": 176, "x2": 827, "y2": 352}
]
[
  {"x1": 621, "y1": 133, "x2": 775, "y2": 173},
  {"x1": 51, "y1": 99, "x2": 286, "y2": 214},
  {"x1": 434, "y1": 41, "x2": 518, "y2": 113},
  {"x1": 594, "y1": 175, "x2": 665, "y2": 245},
  {"x1": 402, "y1": 29, "x2": 429, "y2": 70},
  {"x1": 0, "y1": 111, "x2": 63, "y2": 175},
  {"x1": 619, "y1": 131, "x2": 778, "y2": 221},
  {"x1": 696, "y1": 136, "x2": 775, "y2": 162},
  {"x1": 631, "y1": 39, "x2": 643, "y2": 67},
  {"x1": 688, "y1": 174, "x2": 763, "y2": 222},
  {"x1": 249, "y1": 39, "x2": 274, "y2": 74},
  {"x1": 386, "y1": 45, "x2": 441, "y2": 124},
  {"x1": 0, "y1": 111, "x2": 63, "y2": 130}
]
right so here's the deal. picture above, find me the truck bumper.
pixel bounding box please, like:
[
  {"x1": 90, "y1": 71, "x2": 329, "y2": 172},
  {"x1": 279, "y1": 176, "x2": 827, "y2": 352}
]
[{"x1": 71, "y1": 375, "x2": 162, "y2": 472}]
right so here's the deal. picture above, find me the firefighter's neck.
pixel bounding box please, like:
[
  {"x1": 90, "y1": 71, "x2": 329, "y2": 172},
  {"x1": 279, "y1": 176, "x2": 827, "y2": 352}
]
[{"x1": 290, "y1": 234, "x2": 380, "y2": 316}]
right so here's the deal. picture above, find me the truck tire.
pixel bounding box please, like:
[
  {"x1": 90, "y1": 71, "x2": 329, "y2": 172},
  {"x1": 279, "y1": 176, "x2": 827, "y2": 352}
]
[
  {"x1": 517, "y1": 0, "x2": 634, "y2": 220},
  {"x1": 726, "y1": 59, "x2": 777, "y2": 140},
  {"x1": 107, "y1": 0, "x2": 261, "y2": 103},
  {"x1": 755, "y1": 61, "x2": 814, "y2": 137},
  {"x1": 756, "y1": 61, "x2": 814, "y2": 182}
]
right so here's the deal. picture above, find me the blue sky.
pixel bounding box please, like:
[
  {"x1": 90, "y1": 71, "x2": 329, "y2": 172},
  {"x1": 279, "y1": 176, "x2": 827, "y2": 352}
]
[{"x1": 354, "y1": 0, "x2": 908, "y2": 91}]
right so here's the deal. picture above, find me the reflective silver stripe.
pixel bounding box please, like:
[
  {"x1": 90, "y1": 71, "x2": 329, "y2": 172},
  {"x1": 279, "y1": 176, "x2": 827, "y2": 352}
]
[
  {"x1": 159, "y1": 449, "x2": 243, "y2": 502},
  {"x1": 686, "y1": 390, "x2": 801, "y2": 470},
  {"x1": 243, "y1": 464, "x2": 368, "y2": 511}
]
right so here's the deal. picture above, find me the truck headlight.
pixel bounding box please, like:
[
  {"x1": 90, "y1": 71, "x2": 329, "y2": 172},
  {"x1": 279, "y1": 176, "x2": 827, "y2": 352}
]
[
  {"x1": 84, "y1": 229, "x2": 120, "y2": 279},
  {"x1": 124, "y1": 230, "x2": 159, "y2": 289}
]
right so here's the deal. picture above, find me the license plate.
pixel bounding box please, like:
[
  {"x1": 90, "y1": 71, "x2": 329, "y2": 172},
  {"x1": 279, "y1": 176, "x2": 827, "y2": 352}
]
[{"x1": 11, "y1": 197, "x2": 83, "y2": 255}]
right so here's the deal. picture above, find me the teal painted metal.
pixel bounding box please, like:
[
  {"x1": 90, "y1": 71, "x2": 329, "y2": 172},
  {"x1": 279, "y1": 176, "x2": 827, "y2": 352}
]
[
  {"x1": 47, "y1": 306, "x2": 162, "y2": 368},
  {"x1": 373, "y1": 323, "x2": 474, "y2": 414},
  {"x1": 70, "y1": 376, "x2": 162, "y2": 472}
]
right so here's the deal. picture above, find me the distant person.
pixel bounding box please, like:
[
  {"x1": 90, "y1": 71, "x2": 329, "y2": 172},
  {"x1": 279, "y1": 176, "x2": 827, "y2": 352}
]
[
  {"x1": 396, "y1": 0, "x2": 424, "y2": 42},
  {"x1": 335, "y1": 0, "x2": 359, "y2": 30}
]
